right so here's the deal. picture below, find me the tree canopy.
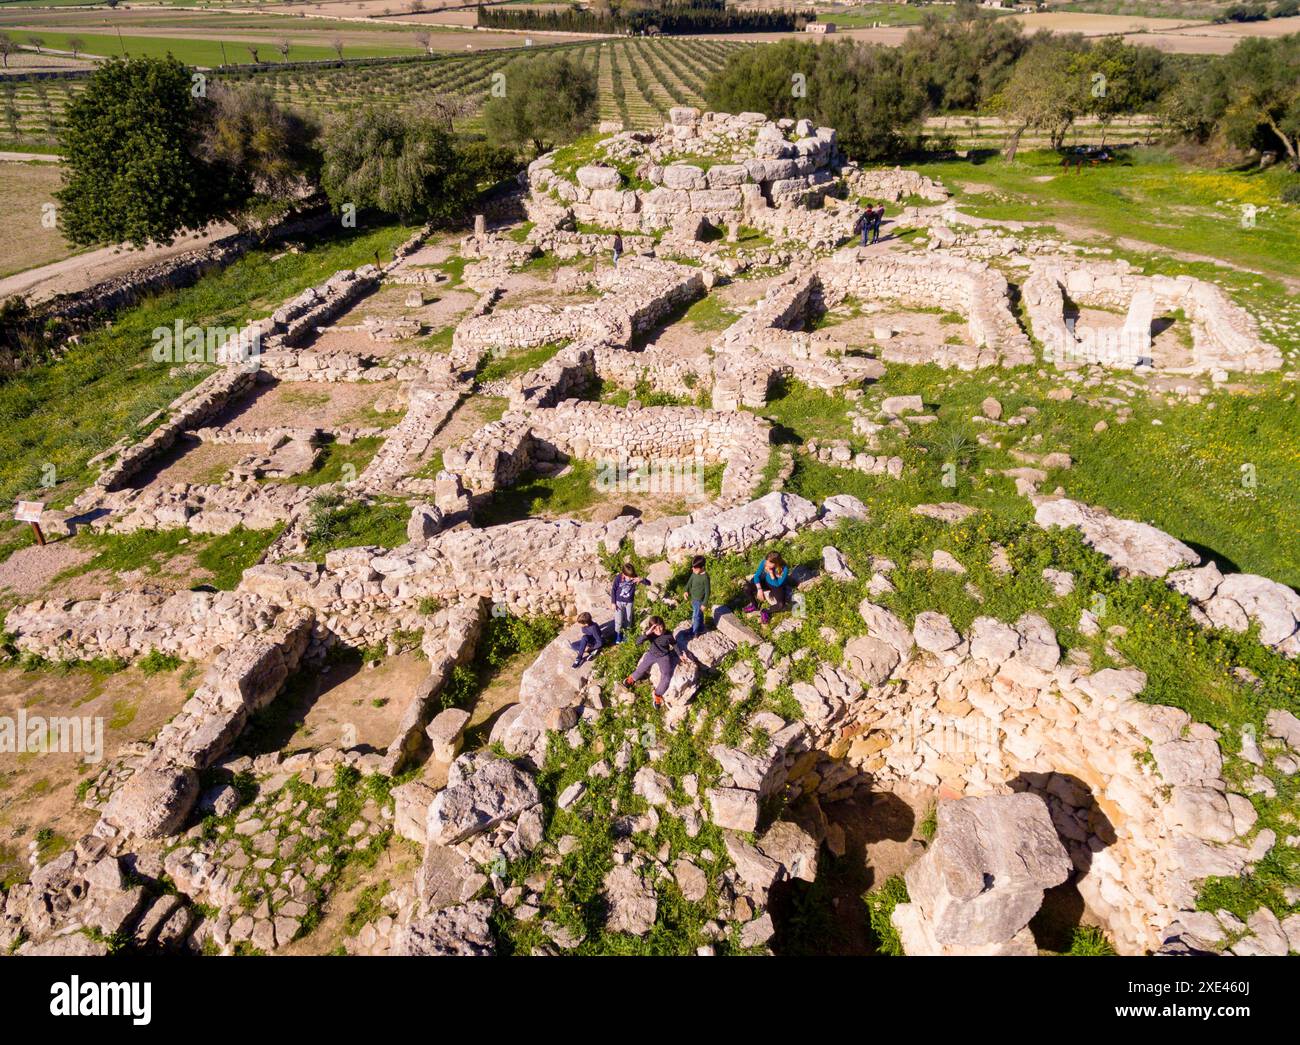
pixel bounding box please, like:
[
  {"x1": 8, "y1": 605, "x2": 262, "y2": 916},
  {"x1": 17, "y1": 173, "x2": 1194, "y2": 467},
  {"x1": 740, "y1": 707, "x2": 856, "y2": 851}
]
[
  {"x1": 481, "y1": 53, "x2": 598, "y2": 157},
  {"x1": 58, "y1": 57, "x2": 219, "y2": 247}
]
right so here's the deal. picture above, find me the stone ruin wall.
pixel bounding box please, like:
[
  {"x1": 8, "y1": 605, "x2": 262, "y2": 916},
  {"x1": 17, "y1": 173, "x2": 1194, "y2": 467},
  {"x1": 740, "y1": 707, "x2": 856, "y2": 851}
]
[
  {"x1": 806, "y1": 606, "x2": 1265, "y2": 954},
  {"x1": 7, "y1": 490, "x2": 1297, "y2": 952},
  {"x1": 817, "y1": 250, "x2": 1035, "y2": 368},
  {"x1": 451, "y1": 256, "x2": 705, "y2": 357},
  {"x1": 444, "y1": 399, "x2": 771, "y2": 505},
  {"x1": 529, "y1": 108, "x2": 843, "y2": 237},
  {"x1": 1022, "y1": 259, "x2": 1283, "y2": 373}
]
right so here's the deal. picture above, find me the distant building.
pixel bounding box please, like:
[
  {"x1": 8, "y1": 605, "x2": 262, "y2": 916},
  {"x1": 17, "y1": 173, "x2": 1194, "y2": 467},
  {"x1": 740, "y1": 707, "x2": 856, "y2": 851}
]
[{"x1": 806, "y1": 21, "x2": 837, "y2": 33}]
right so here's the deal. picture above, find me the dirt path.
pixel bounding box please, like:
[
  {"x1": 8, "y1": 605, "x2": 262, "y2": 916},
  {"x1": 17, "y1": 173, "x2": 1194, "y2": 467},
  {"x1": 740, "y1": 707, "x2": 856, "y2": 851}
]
[{"x1": 0, "y1": 221, "x2": 237, "y2": 303}]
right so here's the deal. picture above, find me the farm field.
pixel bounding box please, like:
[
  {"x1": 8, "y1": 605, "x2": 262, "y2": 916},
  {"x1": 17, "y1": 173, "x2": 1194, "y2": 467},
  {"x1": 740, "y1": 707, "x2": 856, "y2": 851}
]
[
  {"x1": 0, "y1": 36, "x2": 751, "y2": 152},
  {"x1": 0, "y1": 157, "x2": 69, "y2": 278}
]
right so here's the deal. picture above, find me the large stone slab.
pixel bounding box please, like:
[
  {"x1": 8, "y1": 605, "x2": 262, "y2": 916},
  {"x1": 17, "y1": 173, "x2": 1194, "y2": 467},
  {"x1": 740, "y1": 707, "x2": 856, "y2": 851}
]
[
  {"x1": 426, "y1": 753, "x2": 540, "y2": 846},
  {"x1": 895, "y1": 793, "x2": 1070, "y2": 953}
]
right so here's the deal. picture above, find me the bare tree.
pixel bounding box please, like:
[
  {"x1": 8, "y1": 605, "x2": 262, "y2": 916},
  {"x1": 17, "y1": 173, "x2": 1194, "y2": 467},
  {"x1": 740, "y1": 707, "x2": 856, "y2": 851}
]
[
  {"x1": 417, "y1": 93, "x2": 474, "y2": 130},
  {"x1": 29, "y1": 37, "x2": 45, "y2": 55},
  {"x1": 67, "y1": 36, "x2": 86, "y2": 59},
  {"x1": 413, "y1": 31, "x2": 431, "y2": 55},
  {"x1": 247, "y1": 45, "x2": 261, "y2": 64},
  {"x1": 276, "y1": 38, "x2": 291, "y2": 63},
  {"x1": 0, "y1": 34, "x2": 17, "y2": 69},
  {"x1": 331, "y1": 36, "x2": 345, "y2": 61}
]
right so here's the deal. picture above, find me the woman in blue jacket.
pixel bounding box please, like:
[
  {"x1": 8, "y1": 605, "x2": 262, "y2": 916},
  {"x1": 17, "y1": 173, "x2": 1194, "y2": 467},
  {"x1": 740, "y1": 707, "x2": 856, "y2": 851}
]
[{"x1": 743, "y1": 551, "x2": 790, "y2": 625}]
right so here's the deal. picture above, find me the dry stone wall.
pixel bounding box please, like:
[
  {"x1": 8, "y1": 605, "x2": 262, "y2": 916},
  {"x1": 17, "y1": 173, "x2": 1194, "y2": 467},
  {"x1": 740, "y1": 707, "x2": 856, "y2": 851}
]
[{"x1": 1022, "y1": 259, "x2": 1282, "y2": 373}]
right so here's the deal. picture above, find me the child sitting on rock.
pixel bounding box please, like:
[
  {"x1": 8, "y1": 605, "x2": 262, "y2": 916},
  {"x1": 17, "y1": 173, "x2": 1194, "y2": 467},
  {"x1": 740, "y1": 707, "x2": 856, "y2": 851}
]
[
  {"x1": 623, "y1": 615, "x2": 677, "y2": 709},
  {"x1": 569, "y1": 611, "x2": 604, "y2": 669},
  {"x1": 743, "y1": 551, "x2": 791, "y2": 626}
]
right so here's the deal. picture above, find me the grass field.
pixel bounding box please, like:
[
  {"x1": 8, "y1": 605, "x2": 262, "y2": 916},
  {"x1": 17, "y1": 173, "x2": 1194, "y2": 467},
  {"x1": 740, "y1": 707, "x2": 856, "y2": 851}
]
[
  {"x1": 0, "y1": 158, "x2": 72, "y2": 279},
  {"x1": 913, "y1": 147, "x2": 1300, "y2": 283},
  {"x1": 1, "y1": 29, "x2": 426, "y2": 65}
]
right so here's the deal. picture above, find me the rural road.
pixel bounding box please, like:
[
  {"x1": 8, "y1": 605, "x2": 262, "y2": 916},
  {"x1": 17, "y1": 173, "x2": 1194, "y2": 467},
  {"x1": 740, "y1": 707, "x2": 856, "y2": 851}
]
[
  {"x1": 0, "y1": 221, "x2": 238, "y2": 304},
  {"x1": 0, "y1": 151, "x2": 60, "y2": 163}
]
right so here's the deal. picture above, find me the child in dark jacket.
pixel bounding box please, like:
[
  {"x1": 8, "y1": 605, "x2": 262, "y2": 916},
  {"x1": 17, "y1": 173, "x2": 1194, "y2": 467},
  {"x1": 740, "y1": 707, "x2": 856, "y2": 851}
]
[
  {"x1": 610, "y1": 562, "x2": 648, "y2": 643},
  {"x1": 569, "y1": 612, "x2": 603, "y2": 668},
  {"x1": 686, "y1": 555, "x2": 711, "y2": 637},
  {"x1": 624, "y1": 615, "x2": 677, "y2": 708}
]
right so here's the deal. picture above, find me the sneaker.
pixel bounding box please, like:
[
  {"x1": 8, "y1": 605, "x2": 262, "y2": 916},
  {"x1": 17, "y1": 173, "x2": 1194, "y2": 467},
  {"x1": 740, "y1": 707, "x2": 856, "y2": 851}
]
[
  {"x1": 743, "y1": 603, "x2": 758, "y2": 614},
  {"x1": 572, "y1": 658, "x2": 584, "y2": 669},
  {"x1": 623, "y1": 675, "x2": 636, "y2": 688},
  {"x1": 653, "y1": 693, "x2": 664, "y2": 708},
  {"x1": 760, "y1": 609, "x2": 771, "y2": 625}
]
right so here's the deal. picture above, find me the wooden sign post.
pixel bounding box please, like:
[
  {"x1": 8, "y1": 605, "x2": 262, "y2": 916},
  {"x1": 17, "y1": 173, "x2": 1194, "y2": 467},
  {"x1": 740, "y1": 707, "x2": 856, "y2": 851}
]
[{"x1": 15, "y1": 500, "x2": 45, "y2": 546}]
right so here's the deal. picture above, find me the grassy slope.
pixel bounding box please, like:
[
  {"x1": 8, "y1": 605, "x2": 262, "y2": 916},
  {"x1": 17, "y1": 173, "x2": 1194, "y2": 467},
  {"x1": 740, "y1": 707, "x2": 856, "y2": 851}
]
[{"x1": 913, "y1": 148, "x2": 1300, "y2": 282}]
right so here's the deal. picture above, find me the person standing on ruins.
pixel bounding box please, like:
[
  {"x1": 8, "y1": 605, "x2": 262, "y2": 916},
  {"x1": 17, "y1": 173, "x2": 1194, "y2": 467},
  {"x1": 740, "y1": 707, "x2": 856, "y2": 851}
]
[
  {"x1": 856, "y1": 208, "x2": 870, "y2": 247},
  {"x1": 743, "y1": 551, "x2": 791, "y2": 625},
  {"x1": 871, "y1": 205, "x2": 885, "y2": 244},
  {"x1": 686, "y1": 555, "x2": 711, "y2": 638},
  {"x1": 624, "y1": 615, "x2": 676, "y2": 709},
  {"x1": 612, "y1": 232, "x2": 623, "y2": 267},
  {"x1": 610, "y1": 562, "x2": 648, "y2": 643}
]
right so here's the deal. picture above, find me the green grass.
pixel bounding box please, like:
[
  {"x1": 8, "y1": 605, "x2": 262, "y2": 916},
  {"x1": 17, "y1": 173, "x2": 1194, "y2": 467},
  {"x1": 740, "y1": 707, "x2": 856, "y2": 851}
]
[
  {"x1": 682, "y1": 294, "x2": 740, "y2": 332},
  {"x1": 913, "y1": 148, "x2": 1300, "y2": 282},
  {"x1": 6, "y1": 30, "x2": 423, "y2": 66},
  {"x1": 477, "y1": 459, "x2": 600, "y2": 526},
  {"x1": 0, "y1": 222, "x2": 416, "y2": 510},
  {"x1": 477, "y1": 342, "x2": 565, "y2": 384},
  {"x1": 276, "y1": 437, "x2": 383, "y2": 488},
  {"x1": 864, "y1": 875, "x2": 910, "y2": 955},
  {"x1": 50, "y1": 525, "x2": 281, "y2": 591},
  {"x1": 303, "y1": 494, "x2": 409, "y2": 560}
]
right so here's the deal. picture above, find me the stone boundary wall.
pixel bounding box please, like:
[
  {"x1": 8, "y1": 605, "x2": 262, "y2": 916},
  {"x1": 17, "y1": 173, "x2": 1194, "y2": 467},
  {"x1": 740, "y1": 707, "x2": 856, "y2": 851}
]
[
  {"x1": 356, "y1": 386, "x2": 463, "y2": 493},
  {"x1": 814, "y1": 605, "x2": 1266, "y2": 954},
  {"x1": 32, "y1": 211, "x2": 333, "y2": 328},
  {"x1": 528, "y1": 399, "x2": 772, "y2": 505},
  {"x1": 94, "y1": 368, "x2": 257, "y2": 493},
  {"x1": 95, "y1": 481, "x2": 317, "y2": 536},
  {"x1": 4, "y1": 587, "x2": 297, "y2": 664},
  {"x1": 443, "y1": 415, "x2": 535, "y2": 493},
  {"x1": 1022, "y1": 259, "x2": 1283, "y2": 373},
  {"x1": 591, "y1": 344, "x2": 710, "y2": 402},
  {"x1": 381, "y1": 599, "x2": 487, "y2": 775},
  {"x1": 508, "y1": 344, "x2": 597, "y2": 412},
  {"x1": 843, "y1": 165, "x2": 949, "y2": 204},
  {"x1": 818, "y1": 249, "x2": 1034, "y2": 369},
  {"x1": 98, "y1": 613, "x2": 315, "y2": 840},
  {"x1": 452, "y1": 257, "x2": 704, "y2": 356}
]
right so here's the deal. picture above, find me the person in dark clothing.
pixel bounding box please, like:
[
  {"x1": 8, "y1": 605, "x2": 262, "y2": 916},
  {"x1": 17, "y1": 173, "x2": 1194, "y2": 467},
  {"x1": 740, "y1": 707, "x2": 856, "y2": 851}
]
[
  {"x1": 568, "y1": 611, "x2": 604, "y2": 669},
  {"x1": 612, "y1": 233, "x2": 623, "y2": 267},
  {"x1": 742, "y1": 551, "x2": 791, "y2": 625},
  {"x1": 870, "y1": 205, "x2": 885, "y2": 244},
  {"x1": 624, "y1": 615, "x2": 677, "y2": 707},
  {"x1": 856, "y1": 209, "x2": 871, "y2": 247},
  {"x1": 610, "y1": 562, "x2": 648, "y2": 643},
  {"x1": 686, "y1": 555, "x2": 711, "y2": 638}
]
